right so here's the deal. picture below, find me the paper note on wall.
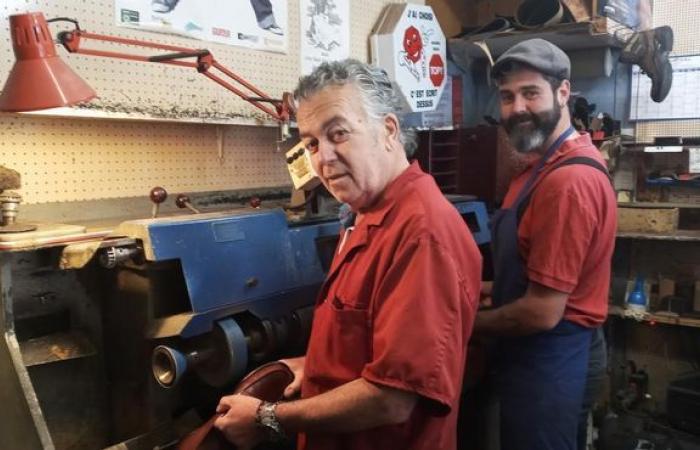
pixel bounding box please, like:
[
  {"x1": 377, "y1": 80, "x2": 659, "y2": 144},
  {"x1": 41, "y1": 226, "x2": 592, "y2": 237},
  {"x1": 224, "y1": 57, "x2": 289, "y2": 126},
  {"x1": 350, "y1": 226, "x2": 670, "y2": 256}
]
[{"x1": 689, "y1": 148, "x2": 700, "y2": 173}]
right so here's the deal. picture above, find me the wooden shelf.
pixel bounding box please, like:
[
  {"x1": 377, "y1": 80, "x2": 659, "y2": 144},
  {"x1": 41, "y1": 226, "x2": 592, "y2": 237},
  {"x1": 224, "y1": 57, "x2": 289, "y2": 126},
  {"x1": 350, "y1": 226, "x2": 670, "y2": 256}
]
[
  {"x1": 12, "y1": 108, "x2": 280, "y2": 128},
  {"x1": 19, "y1": 331, "x2": 97, "y2": 367},
  {"x1": 618, "y1": 202, "x2": 700, "y2": 209},
  {"x1": 616, "y1": 230, "x2": 700, "y2": 241},
  {"x1": 449, "y1": 17, "x2": 628, "y2": 69},
  {"x1": 609, "y1": 305, "x2": 700, "y2": 328},
  {"x1": 620, "y1": 143, "x2": 700, "y2": 152}
]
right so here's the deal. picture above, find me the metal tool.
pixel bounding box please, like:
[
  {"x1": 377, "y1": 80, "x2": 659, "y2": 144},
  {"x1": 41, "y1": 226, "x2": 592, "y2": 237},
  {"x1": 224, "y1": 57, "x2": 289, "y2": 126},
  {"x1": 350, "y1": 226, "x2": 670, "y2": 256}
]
[
  {"x1": 0, "y1": 192, "x2": 36, "y2": 233},
  {"x1": 175, "y1": 194, "x2": 201, "y2": 214},
  {"x1": 150, "y1": 186, "x2": 168, "y2": 218}
]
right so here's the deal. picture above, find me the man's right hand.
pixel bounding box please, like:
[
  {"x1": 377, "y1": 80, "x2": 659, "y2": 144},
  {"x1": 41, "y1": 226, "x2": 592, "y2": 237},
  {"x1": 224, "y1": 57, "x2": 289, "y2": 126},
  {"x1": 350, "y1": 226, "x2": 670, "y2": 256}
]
[
  {"x1": 480, "y1": 281, "x2": 493, "y2": 308},
  {"x1": 279, "y1": 356, "x2": 305, "y2": 399}
]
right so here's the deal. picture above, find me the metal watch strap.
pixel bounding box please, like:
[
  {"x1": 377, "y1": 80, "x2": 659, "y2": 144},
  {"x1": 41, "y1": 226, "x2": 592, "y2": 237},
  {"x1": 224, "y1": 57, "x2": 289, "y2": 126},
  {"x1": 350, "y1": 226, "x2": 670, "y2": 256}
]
[{"x1": 255, "y1": 401, "x2": 286, "y2": 442}]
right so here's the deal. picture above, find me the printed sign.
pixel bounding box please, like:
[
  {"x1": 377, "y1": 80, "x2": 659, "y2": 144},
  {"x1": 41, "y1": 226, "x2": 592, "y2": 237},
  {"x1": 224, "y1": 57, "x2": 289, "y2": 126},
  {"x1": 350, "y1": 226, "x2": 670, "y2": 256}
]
[
  {"x1": 371, "y1": 4, "x2": 447, "y2": 112},
  {"x1": 300, "y1": 0, "x2": 350, "y2": 75},
  {"x1": 115, "y1": 0, "x2": 288, "y2": 54}
]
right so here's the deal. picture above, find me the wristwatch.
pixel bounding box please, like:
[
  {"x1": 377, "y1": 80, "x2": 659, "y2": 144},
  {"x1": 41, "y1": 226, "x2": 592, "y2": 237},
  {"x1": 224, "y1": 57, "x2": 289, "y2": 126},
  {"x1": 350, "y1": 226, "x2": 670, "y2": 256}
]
[{"x1": 255, "y1": 401, "x2": 286, "y2": 442}]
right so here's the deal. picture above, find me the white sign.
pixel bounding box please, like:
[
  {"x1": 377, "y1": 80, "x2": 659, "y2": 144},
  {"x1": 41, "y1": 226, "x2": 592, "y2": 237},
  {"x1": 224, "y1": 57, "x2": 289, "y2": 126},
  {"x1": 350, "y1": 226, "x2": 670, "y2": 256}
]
[
  {"x1": 115, "y1": 0, "x2": 288, "y2": 53},
  {"x1": 300, "y1": 0, "x2": 350, "y2": 75},
  {"x1": 643, "y1": 146, "x2": 683, "y2": 153},
  {"x1": 420, "y1": 75, "x2": 452, "y2": 128},
  {"x1": 370, "y1": 4, "x2": 446, "y2": 112},
  {"x1": 689, "y1": 148, "x2": 700, "y2": 173},
  {"x1": 630, "y1": 54, "x2": 700, "y2": 121}
]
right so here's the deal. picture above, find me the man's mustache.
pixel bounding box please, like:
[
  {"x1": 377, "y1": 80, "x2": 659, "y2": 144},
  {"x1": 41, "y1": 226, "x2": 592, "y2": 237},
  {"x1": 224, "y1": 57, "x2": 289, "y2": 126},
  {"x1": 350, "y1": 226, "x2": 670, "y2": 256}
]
[{"x1": 506, "y1": 113, "x2": 539, "y2": 127}]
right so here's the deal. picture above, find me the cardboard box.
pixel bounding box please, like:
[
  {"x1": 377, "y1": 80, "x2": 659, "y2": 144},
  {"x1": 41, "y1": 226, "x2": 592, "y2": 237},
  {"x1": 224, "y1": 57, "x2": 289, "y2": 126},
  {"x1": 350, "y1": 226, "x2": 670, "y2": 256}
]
[
  {"x1": 561, "y1": 0, "x2": 593, "y2": 22},
  {"x1": 659, "y1": 277, "x2": 676, "y2": 300},
  {"x1": 427, "y1": 0, "x2": 472, "y2": 36},
  {"x1": 617, "y1": 206, "x2": 679, "y2": 233}
]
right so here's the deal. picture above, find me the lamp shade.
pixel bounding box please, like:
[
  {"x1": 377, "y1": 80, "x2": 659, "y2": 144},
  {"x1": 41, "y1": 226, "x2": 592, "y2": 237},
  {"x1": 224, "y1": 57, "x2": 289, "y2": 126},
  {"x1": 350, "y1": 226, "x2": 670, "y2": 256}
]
[{"x1": 0, "y1": 12, "x2": 95, "y2": 112}]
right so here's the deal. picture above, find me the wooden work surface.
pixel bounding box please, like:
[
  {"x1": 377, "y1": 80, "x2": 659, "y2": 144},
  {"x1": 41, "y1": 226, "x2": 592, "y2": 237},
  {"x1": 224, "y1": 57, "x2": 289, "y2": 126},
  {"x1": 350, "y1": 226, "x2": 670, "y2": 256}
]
[{"x1": 0, "y1": 223, "x2": 109, "y2": 252}]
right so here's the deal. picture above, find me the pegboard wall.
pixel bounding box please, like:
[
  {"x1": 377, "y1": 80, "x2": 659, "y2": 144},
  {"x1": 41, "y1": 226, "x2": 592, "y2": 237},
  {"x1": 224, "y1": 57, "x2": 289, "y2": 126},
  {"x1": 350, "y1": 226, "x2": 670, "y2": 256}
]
[
  {"x1": 0, "y1": 116, "x2": 291, "y2": 203},
  {"x1": 0, "y1": 0, "x2": 423, "y2": 205},
  {"x1": 634, "y1": 0, "x2": 700, "y2": 142}
]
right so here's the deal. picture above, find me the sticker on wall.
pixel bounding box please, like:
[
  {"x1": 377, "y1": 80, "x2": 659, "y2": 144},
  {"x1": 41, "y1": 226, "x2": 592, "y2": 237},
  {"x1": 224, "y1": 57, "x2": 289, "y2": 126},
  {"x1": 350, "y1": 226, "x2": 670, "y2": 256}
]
[
  {"x1": 115, "y1": 0, "x2": 288, "y2": 53},
  {"x1": 370, "y1": 4, "x2": 446, "y2": 112}
]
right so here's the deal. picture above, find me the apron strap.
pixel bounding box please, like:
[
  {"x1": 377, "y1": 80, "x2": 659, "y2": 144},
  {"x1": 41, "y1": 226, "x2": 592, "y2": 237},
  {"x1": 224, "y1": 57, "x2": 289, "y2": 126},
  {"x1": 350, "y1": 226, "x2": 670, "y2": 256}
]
[{"x1": 516, "y1": 156, "x2": 612, "y2": 223}]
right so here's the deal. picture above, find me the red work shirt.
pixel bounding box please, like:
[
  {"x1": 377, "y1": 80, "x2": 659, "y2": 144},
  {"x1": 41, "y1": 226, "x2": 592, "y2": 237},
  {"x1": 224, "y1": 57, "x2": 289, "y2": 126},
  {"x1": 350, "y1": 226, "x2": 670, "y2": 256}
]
[
  {"x1": 299, "y1": 162, "x2": 482, "y2": 450},
  {"x1": 502, "y1": 132, "x2": 617, "y2": 327}
]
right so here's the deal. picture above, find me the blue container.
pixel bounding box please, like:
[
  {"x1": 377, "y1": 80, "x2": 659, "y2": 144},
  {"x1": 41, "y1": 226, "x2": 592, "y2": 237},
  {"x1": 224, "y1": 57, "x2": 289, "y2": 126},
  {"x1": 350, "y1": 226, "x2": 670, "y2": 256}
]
[{"x1": 627, "y1": 275, "x2": 647, "y2": 310}]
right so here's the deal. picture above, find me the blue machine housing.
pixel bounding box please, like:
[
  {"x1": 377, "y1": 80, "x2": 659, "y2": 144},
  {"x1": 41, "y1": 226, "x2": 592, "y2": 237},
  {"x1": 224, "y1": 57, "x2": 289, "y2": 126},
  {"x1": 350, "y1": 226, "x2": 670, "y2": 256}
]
[{"x1": 140, "y1": 199, "x2": 489, "y2": 338}]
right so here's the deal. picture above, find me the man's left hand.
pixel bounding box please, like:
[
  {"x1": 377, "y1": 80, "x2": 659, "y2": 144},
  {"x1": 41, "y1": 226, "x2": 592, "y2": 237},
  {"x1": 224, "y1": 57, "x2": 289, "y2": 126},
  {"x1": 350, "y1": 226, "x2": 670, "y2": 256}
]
[{"x1": 213, "y1": 394, "x2": 264, "y2": 450}]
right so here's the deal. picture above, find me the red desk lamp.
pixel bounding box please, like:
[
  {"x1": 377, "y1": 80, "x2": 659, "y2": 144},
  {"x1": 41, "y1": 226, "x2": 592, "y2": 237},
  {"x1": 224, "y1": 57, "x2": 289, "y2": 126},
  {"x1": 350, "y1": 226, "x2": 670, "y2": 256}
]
[{"x1": 0, "y1": 12, "x2": 293, "y2": 137}]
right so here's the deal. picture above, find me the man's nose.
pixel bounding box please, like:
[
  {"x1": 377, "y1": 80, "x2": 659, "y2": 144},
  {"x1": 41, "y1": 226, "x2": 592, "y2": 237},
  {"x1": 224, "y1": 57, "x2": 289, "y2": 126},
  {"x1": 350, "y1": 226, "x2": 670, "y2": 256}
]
[
  {"x1": 315, "y1": 139, "x2": 338, "y2": 166},
  {"x1": 511, "y1": 95, "x2": 527, "y2": 114}
]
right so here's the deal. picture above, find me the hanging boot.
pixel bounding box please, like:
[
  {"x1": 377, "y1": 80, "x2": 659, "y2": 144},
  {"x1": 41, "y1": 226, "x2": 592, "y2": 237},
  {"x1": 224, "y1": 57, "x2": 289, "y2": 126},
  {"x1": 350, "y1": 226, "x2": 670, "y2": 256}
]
[{"x1": 620, "y1": 26, "x2": 674, "y2": 103}]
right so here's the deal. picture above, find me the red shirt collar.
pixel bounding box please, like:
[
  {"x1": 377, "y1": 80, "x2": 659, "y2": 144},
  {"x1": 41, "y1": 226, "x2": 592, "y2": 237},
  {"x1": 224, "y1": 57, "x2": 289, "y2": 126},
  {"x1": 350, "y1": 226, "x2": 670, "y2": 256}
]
[{"x1": 357, "y1": 161, "x2": 423, "y2": 227}]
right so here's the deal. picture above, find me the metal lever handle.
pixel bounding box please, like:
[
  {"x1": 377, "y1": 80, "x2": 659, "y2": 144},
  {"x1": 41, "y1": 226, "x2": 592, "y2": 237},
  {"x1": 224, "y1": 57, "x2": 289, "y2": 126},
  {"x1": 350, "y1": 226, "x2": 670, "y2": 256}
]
[
  {"x1": 149, "y1": 186, "x2": 167, "y2": 218},
  {"x1": 175, "y1": 194, "x2": 201, "y2": 214}
]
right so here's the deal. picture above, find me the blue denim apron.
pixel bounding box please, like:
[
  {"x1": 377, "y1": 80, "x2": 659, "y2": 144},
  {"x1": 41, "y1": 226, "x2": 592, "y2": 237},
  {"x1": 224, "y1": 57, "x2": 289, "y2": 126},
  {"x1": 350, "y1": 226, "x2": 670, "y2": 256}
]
[{"x1": 490, "y1": 127, "x2": 593, "y2": 450}]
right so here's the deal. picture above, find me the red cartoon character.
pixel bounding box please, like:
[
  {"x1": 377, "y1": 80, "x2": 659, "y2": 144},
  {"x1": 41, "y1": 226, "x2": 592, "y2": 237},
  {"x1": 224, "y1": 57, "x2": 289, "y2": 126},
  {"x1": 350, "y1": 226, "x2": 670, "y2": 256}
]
[
  {"x1": 399, "y1": 26, "x2": 424, "y2": 81},
  {"x1": 403, "y1": 26, "x2": 423, "y2": 63}
]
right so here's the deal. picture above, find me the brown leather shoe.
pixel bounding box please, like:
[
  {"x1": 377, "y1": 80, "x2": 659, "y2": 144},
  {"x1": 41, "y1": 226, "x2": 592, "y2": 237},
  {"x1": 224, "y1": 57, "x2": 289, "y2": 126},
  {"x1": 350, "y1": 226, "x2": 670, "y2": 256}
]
[{"x1": 177, "y1": 361, "x2": 294, "y2": 450}]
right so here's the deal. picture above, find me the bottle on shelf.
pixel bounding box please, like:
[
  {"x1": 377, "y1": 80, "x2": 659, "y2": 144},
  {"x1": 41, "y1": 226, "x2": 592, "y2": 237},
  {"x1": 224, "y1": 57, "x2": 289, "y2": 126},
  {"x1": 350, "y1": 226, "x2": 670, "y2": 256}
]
[{"x1": 627, "y1": 274, "x2": 648, "y2": 311}]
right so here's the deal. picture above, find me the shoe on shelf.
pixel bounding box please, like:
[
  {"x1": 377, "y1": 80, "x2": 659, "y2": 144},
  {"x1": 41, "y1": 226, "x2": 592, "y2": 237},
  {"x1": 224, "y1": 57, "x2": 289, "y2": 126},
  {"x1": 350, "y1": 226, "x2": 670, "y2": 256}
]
[
  {"x1": 620, "y1": 25, "x2": 674, "y2": 103},
  {"x1": 152, "y1": 0, "x2": 180, "y2": 13}
]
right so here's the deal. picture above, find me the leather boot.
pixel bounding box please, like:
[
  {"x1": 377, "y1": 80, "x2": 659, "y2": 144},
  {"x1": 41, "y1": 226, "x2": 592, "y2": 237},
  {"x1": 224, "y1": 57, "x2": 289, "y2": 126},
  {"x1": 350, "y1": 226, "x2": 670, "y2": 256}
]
[{"x1": 620, "y1": 26, "x2": 674, "y2": 102}]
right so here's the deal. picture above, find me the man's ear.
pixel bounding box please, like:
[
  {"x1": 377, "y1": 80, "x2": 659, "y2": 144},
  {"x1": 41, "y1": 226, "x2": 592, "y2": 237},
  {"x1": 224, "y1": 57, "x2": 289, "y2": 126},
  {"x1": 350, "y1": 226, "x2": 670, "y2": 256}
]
[
  {"x1": 558, "y1": 79, "x2": 571, "y2": 108},
  {"x1": 383, "y1": 113, "x2": 401, "y2": 146}
]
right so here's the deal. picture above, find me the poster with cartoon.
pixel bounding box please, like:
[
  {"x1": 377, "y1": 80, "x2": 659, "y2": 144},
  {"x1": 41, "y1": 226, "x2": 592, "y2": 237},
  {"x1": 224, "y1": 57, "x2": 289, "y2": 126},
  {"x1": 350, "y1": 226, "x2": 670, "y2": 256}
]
[
  {"x1": 300, "y1": 0, "x2": 349, "y2": 75},
  {"x1": 370, "y1": 4, "x2": 446, "y2": 113},
  {"x1": 115, "y1": 0, "x2": 288, "y2": 53}
]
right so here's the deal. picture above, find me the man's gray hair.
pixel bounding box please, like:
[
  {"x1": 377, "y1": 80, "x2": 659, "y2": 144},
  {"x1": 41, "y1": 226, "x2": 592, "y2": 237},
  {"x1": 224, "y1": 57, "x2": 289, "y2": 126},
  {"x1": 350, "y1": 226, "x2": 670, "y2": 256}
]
[{"x1": 293, "y1": 59, "x2": 417, "y2": 157}]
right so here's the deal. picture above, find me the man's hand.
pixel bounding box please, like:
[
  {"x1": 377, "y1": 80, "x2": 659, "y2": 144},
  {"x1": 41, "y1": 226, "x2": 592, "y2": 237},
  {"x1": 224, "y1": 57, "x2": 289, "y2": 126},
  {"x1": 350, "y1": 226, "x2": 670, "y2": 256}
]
[
  {"x1": 279, "y1": 356, "x2": 305, "y2": 399},
  {"x1": 213, "y1": 394, "x2": 264, "y2": 450},
  {"x1": 481, "y1": 281, "x2": 493, "y2": 296},
  {"x1": 480, "y1": 281, "x2": 493, "y2": 308}
]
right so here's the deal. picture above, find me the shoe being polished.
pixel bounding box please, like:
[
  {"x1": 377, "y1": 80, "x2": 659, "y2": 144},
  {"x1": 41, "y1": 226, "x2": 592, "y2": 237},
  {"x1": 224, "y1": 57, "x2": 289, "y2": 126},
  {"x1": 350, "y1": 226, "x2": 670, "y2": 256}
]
[{"x1": 620, "y1": 25, "x2": 674, "y2": 102}]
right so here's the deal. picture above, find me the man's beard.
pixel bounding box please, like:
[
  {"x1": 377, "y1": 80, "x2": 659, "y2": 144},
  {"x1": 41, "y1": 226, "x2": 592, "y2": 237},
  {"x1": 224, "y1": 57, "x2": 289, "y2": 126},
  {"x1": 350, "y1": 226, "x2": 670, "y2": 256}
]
[{"x1": 503, "y1": 101, "x2": 562, "y2": 154}]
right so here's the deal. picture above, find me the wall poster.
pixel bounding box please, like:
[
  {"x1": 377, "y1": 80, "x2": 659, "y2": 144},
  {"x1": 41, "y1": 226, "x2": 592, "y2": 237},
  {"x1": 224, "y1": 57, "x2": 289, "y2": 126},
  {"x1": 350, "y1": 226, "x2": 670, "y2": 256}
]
[
  {"x1": 115, "y1": 0, "x2": 288, "y2": 53},
  {"x1": 299, "y1": 0, "x2": 350, "y2": 75}
]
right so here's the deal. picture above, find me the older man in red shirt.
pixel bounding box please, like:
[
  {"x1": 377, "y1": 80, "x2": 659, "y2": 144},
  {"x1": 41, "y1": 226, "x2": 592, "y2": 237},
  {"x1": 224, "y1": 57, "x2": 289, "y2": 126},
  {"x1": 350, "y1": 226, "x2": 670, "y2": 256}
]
[{"x1": 213, "y1": 59, "x2": 482, "y2": 450}]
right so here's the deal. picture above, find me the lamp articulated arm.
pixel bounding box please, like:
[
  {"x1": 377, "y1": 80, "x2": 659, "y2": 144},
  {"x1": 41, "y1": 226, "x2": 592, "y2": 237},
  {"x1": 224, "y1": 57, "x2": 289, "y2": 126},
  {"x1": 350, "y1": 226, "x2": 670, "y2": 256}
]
[
  {"x1": 0, "y1": 12, "x2": 293, "y2": 138},
  {"x1": 54, "y1": 22, "x2": 293, "y2": 124}
]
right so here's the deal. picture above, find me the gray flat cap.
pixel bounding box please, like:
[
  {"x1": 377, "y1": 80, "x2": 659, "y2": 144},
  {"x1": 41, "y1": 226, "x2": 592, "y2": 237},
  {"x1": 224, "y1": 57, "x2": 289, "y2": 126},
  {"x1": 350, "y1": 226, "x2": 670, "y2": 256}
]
[{"x1": 491, "y1": 38, "x2": 570, "y2": 80}]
